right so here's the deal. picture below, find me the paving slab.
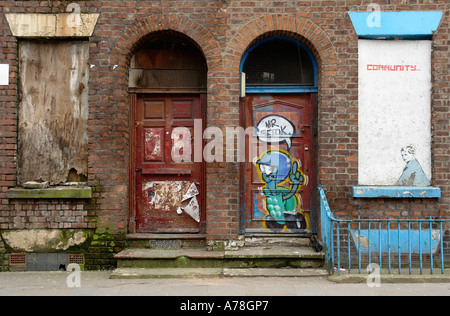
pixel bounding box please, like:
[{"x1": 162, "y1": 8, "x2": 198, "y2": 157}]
[
  {"x1": 0, "y1": 271, "x2": 449, "y2": 296},
  {"x1": 328, "y1": 270, "x2": 450, "y2": 284}
]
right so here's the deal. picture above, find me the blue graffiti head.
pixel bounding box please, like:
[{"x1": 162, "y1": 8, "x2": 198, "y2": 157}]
[{"x1": 256, "y1": 150, "x2": 291, "y2": 184}]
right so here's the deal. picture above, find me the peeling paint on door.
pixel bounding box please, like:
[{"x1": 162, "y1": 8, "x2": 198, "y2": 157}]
[
  {"x1": 145, "y1": 128, "x2": 163, "y2": 161},
  {"x1": 142, "y1": 181, "x2": 191, "y2": 212},
  {"x1": 134, "y1": 95, "x2": 204, "y2": 233}
]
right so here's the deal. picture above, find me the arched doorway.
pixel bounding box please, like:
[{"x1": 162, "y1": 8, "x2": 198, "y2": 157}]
[
  {"x1": 128, "y1": 34, "x2": 208, "y2": 234},
  {"x1": 240, "y1": 36, "x2": 318, "y2": 234}
]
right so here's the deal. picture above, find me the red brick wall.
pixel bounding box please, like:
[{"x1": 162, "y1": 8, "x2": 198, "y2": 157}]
[{"x1": 0, "y1": 0, "x2": 448, "y2": 267}]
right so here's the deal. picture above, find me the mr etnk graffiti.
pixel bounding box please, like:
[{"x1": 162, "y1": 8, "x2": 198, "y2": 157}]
[
  {"x1": 253, "y1": 110, "x2": 310, "y2": 232},
  {"x1": 255, "y1": 149, "x2": 309, "y2": 231}
]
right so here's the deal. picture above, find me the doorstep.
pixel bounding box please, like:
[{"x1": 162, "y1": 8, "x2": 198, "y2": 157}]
[
  {"x1": 125, "y1": 233, "x2": 207, "y2": 249},
  {"x1": 115, "y1": 246, "x2": 323, "y2": 260},
  {"x1": 114, "y1": 246, "x2": 324, "y2": 271},
  {"x1": 110, "y1": 267, "x2": 329, "y2": 279}
]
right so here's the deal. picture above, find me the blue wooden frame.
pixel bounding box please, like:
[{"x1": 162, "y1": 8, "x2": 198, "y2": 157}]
[
  {"x1": 352, "y1": 186, "x2": 441, "y2": 199},
  {"x1": 240, "y1": 36, "x2": 318, "y2": 94},
  {"x1": 348, "y1": 11, "x2": 443, "y2": 40}
]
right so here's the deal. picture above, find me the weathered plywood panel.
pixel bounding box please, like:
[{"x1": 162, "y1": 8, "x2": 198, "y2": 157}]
[{"x1": 18, "y1": 40, "x2": 89, "y2": 185}]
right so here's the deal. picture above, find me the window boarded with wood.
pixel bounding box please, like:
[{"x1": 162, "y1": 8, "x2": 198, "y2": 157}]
[
  {"x1": 18, "y1": 40, "x2": 89, "y2": 185},
  {"x1": 129, "y1": 38, "x2": 207, "y2": 91}
]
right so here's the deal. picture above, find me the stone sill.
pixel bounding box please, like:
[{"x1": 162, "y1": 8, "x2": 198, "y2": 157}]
[
  {"x1": 7, "y1": 186, "x2": 92, "y2": 199},
  {"x1": 5, "y1": 13, "x2": 100, "y2": 38},
  {"x1": 353, "y1": 186, "x2": 441, "y2": 199}
]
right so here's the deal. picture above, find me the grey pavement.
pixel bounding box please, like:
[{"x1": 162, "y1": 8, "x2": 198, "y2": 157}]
[{"x1": 0, "y1": 271, "x2": 449, "y2": 296}]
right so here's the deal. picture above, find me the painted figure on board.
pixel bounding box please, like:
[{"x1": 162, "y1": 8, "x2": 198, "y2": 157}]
[
  {"x1": 255, "y1": 149, "x2": 309, "y2": 232},
  {"x1": 397, "y1": 145, "x2": 430, "y2": 186}
]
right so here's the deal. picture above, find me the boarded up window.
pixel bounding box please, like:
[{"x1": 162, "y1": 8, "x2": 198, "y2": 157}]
[
  {"x1": 129, "y1": 38, "x2": 207, "y2": 91},
  {"x1": 358, "y1": 40, "x2": 432, "y2": 186},
  {"x1": 18, "y1": 40, "x2": 89, "y2": 185}
]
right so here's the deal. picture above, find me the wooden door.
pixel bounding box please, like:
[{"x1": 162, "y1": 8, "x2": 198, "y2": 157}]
[
  {"x1": 243, "y1": 94, "x2": 317, "y2": 234},
  {"x1": 134, "y1": 94, "x2": 205, "y2": 233}
]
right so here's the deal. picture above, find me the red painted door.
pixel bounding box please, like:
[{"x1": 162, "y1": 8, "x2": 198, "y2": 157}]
[
  {"x1": 243, "y1": 94, "x2": 317, "y2": 234},
  {"x1": 135, "y1": 95, "x2": 205, "y2": 233}
]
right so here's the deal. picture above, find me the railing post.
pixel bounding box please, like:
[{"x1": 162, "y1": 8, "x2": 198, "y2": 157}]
[
  {"x1": 368, "y1": 220, "x2": 371, "y2": 273},
  {"x1": 319, "y1": 186, "x2": 334, "y2": 275},
  {"x1": 440, "y1": 219, "x2": 444, "y2": 274},
  {"x1": 388, "y1": 221, "x2": 391, "y2": 274},
  {"x1": 408, "y1": 221, "x2": 412, "y2": 275},
  {"x1": 358, "y1": 218, "x2": 361, "y2": 274},
  {"x1": 419, "y1": 220, "x2": 423, "y2": 275},
  {"x1": 398, "y1": 221, "x2": 401, "y2": 274},
  {"x1": 348, "y1": 221, "x2": 351, "y2": 273},
  {"x1": 379, "y1": 220, "x2": 382, "y2": 274},
  {"x1": 331, "y1": 217, "x2": 334, "y2": 274},
  {"x1": 430, "y1": 218, "x2": 433, "y2": 275},
  {"x1": 337, "y1": 222, "x2": 340, "y2": 275}
]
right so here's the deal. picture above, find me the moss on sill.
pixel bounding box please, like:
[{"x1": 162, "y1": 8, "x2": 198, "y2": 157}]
[{"x1": 6, "y1": 186, "x2": 92, "y2": 199}]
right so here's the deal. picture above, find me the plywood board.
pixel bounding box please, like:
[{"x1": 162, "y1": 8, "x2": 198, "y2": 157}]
[
  {"x1": 358, "y1": 40, "x2": 432, "y2": 186},
  {"x1": 18, "y1": 40, "x2": 89, "y2": 185}
]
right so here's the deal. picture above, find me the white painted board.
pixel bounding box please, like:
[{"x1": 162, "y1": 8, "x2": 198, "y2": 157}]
[
  {"x1": 0, "y1": 64, "x2": 9, "y2": 86},
  {"x1": 358, "y1": 40, "x2": 432, "y2": 186}
]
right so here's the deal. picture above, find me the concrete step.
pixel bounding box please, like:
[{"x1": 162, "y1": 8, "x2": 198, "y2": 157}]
[
  {"x1": 114, "y1": 246, "x2": 324, "y2": 269},
  {"x1": 110, "y1": 267, "x2": 329, "y2": 279},
  {"x1": 243, "y1": 234, "x2": 312, "y2": 248},
  {"x1": 125, "y1": 233, "x2": 206, "y2": 250}
]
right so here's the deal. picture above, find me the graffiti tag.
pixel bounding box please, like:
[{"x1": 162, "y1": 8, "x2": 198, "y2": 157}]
[{"x1": 256, "y1": 115, "x2": 296, "y2": 149}]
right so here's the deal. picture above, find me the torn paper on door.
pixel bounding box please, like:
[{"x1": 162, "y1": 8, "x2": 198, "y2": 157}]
[
  {"x1": 182, "y1": 182, "x2": 199, "y2": 202},
  {"x1": 183, "y1": 196, "x2": 200, "y2": 222}
]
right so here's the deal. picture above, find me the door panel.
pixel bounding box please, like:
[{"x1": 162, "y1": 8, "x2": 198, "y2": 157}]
[
  {"x1": 144, "y1": 128, "x2": 164, "y2": 162},
  {"x1": 244, "y1": 94, "x2": 317, "y2": 234},
  {"x1": 135, "y1": 95, "x2": 204, "y2": 233}
]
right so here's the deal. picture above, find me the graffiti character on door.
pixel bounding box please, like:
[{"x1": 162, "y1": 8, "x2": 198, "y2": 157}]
[{"x1": 255, "y1": 149, "x2": 309, "y2": 232}]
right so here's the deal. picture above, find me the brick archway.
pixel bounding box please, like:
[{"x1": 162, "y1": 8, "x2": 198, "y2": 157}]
[
  {"x1": 108, "y1": 15, "x2": 221, "y2": 235},
  {"x1": 111, "y1": 14, "x2": 222, "y2": 71},
  {"x1": 232, "y1": 15, "x2": 338, "y2": 236},
  {"x1": 227, "y1": 14, "x2": 337, "y2": 78}
]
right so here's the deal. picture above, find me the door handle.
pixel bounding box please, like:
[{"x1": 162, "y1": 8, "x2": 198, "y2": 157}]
[{"x1": 135, "y1": 168, "x2": 142, "y2": 173}]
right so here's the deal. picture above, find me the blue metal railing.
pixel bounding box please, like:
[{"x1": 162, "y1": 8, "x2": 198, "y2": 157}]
[{"x1": 319, "y1": 186, "x2": 449, "y2": 275}]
